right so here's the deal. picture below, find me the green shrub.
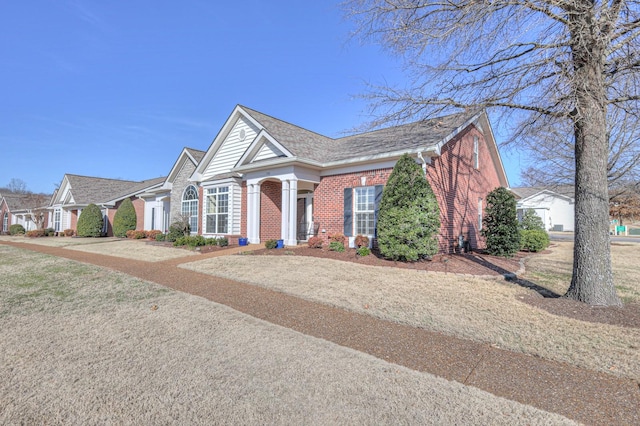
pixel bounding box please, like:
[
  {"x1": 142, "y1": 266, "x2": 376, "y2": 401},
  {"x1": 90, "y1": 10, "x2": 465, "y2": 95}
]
[
  {"x1": 155, "y1": 233, "x2": 166, "y2": 242},
  {"x1": 481, "y1": 187, "x2": 521, "y2": 257},
  {"x1": 166, "y1": 223, "x2": 188, "y2": 242},
  {"x1": 356, "y1": 246, "x2": 371, "y2": 256},
  {"x1": 113, "y1": 198, "x2": 137, "y2": 237},
  {"x1": 520, "y1": 209, "x2": 546, "y2": 231},
  {"x1": 265, "y1": 239, "x2": 278, "y2": 249},
  {"x1": 308, "y1": 236, "x2": 323, "y2": 248},
  {"x1": 329, "y1": 241, "x2": 345, "y2": 252},
  {"x1": 174, "y1": 235, "x2": 207, "y2": 248},
  {"x1": 45, "y1": 228, "x2": 55, "y2": 236},
  {"x1": 173, "y1": 236, "x2": 187, "y2": 247},
  {"x1": 217, "y1": 237, "x2": 229, "y2": 247},
  {"x1": 520, "y1": 229, "x2": 550, "y2": 252},
  {"x1": 76, "y1": 204, "x2": 104, "y2": 237},
  {"x1": 205, "y1": 237, "x2": 218, "y2": 246},
  {"x1": 377, "y1": 153, "x2": 441, "y2": 261},
  {"x1": 9, "y1": 224, "x2": 25, "y2": 235}
]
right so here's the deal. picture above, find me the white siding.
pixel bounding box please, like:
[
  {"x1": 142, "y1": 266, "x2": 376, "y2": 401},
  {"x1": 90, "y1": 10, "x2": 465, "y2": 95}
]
[
  {"x1": 518, "y1": 192, "x2": 575, "y2": 232},
  {"x1": 253, "y1": 141, "x2": 284, "y2": 162},
  {"x1": 231, "y1": 181, "x2": 241, "y2": 235},
  {"x1": 202, "y1": 117, "x2": 258, "y2": 180}
]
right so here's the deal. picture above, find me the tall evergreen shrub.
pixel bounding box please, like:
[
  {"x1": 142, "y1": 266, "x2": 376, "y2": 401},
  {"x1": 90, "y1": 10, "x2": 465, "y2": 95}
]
[
  {"x1": 113, "y1": 198, "x2": 137, "y2": 237},
  {"x1": 377, "y1": 153, "x2": 441, "y2": 261},
  {"x1": 76, "y1": 203, "x2": 104, "y2": 237},
  {"x1": 481, "y1": 187, "x2": 520, "y2": 257},
  {"x1": 520, "y1": 209, "x2": 545, "y2": 231}
]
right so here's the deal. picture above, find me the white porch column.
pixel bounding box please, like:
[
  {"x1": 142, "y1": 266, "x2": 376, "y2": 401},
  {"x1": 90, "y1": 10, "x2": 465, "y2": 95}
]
[
  {"x1": 248, "y1": 183, "x2": 261, "y2": 244},
  {"x1": 281, "y1": 180, "x2": 290, "y2": 243},
  {"x1": 287, "y1": 179, "x2": 298, "y2": 246}
]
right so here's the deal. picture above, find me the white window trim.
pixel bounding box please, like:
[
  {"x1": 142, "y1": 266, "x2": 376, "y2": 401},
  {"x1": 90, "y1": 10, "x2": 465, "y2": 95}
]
[
  {"x1": 205, "y1": 185, "x2": 230, "y2": 235},
  {"x1": 473, "y1": 136, "x2": 479, "y2": 169},
  {"x1": 354, "y1": 186, "x2": 376, "y2": 236},
  {"x1": 182, "y1": 185, "x2": 199, "y2": 234}
]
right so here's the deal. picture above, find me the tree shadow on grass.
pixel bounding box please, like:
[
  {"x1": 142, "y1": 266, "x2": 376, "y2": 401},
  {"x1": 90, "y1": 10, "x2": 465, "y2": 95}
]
[{"x1": 465, "y1": 253, "x2": 561, "y2": 298}]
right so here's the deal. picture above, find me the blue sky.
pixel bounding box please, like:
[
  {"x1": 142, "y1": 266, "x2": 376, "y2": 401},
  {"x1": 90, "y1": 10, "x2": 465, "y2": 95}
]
[{"x1": 1, "y1": 1, "x2": 523, "y2": 194}]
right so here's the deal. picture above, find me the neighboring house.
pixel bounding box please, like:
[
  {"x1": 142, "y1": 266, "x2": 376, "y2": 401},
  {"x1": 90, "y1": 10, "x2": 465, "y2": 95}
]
[
  {"x1": 511, "y1": 186, "x2": 575, "y2": 232},
  {"x1": 0, "y1": 193, "x2": 51, "y2": 233},
  {"x1": 137, "y1": 147, "x2": 206, "y2": 233},
  {"x1": 185, "y1": 105, "x2": 508, "y2": 253},
  {"x1": 48, "y1": 174, "x2": 165, "y2": 236}
]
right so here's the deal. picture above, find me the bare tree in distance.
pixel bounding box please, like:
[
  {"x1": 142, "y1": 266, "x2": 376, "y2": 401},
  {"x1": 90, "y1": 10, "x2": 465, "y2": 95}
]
[
  {"x1": 521, "y1": 105, "x2": 640, "y2": 190},
  {"x1": 345, "y1": 0, "x2": 640, "y2": 305},
  {"x1": 6, "y1": 178, "x2": 30, "y2": 194}
]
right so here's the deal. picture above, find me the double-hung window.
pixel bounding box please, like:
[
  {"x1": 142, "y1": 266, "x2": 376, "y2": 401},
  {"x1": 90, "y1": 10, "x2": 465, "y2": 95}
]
[
  {"x1": 53, "y1": 209, "x2": 61, "y2": 232},
  {"x1": 2, "y1": 212, "x2": 8, "y2": 232},
  {"x1": 206, "y1": 186, "x2": 229, "y2": 234},
  {"x1": 354, "y1": 186, "x2": 376, "y2": 235}
]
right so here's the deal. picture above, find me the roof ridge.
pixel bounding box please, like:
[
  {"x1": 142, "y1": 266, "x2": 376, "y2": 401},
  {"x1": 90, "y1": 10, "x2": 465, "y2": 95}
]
[{"x1": 239, "y1": 105, "x2": 335, "y2": 142}]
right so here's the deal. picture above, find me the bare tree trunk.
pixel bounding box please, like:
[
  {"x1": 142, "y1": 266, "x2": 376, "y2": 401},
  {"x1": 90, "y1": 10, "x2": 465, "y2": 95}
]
[{"x1": 565, "y1": 5, "x2": 621, "y2": 306}]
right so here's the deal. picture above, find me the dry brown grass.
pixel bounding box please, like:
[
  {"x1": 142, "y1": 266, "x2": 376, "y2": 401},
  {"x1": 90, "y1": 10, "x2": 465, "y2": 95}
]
[
  {"x1": 182, "y1": 244, "x2": 640, "y2": 381},
  {"x1": 0, "y1": 245, "x2": 574, "y2": 425},
  {"x1": 524, "y1": 241, "x2": 640, "y2": 303}
]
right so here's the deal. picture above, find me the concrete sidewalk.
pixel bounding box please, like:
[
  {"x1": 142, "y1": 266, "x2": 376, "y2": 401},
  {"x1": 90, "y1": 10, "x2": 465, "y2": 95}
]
[{"x1": 2, "y1": 240, "x2": 639, "y2": 425}]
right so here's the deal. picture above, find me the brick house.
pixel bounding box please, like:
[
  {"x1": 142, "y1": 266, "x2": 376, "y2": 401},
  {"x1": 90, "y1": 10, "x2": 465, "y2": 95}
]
[
  {"x1": 186, "y1": 105, "x2": 508, "y2": 252},
  {"x1": 48, "y1": 174, "x2": 165, "y2": 236},
  {"x1": 0, "y1": 193, "x2": 51, "y2": 234}
]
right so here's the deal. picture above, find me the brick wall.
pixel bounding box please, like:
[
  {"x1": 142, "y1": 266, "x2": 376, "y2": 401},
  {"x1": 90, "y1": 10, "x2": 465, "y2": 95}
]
[
  {"x1": 312, "y1": 123, "x2": 502, "y2": 253},
  {"x1": 70, "y1": 209, "x2": 78, "y2": 231},
  {"x1": 260, "y1": 180, "x2": 282, "y2": 240},
  {"x1": 314, "y1": 169, "x2": 393, "y2": 240},
  {"x1": 132, "y1": 198, "x2": 145, "y2": 230}
]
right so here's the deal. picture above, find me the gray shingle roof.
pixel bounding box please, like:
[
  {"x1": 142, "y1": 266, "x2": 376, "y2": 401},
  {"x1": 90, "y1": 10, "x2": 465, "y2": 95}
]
[
  {"x1": 65, "y1": 174, "x2": 165, "y2": 205},
  {"x1": 185, "y1": 147, "x2": 206, "y2": 164},
  {"x1": 240, "y1": 105, "x2": 480, "y2": 163},
  {"x1": 2, "y1": 193, "x2": 50, "y2": 211}
]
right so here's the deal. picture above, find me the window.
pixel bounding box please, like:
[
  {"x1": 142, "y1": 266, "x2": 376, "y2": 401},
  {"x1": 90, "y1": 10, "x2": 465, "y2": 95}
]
[
  {"x1": 354, "y1": 186, "x2": 376, "y2": 235},
  {"x1": 182, "y1": 185, "x2": 199, "y2": 233},
  {"x1": 473, "y1": 136, "x2": 479, "y2": 169},
  {"x1": 206, "y1": 186, "x2": 229, "y2": 234},
  {"x1": 478, "y1": 198, "x2": 483, "y2": 230},
  {"x1": 54, "y1": 209, "x2": 61, "y2": 232},
  {"x1": 151, "y1": 207, "x2": 156, "y2": 230},
  {"x1": 2, "y1": 212, "x2": 7, "y2": 232}
]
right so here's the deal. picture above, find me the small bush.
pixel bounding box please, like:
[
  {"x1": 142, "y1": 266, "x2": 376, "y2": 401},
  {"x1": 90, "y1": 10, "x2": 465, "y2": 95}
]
[
  {"x1": 329, "y1": 233, "x2": 346, "y2": 245},
  {"x1": 355, "y1": 235, "x2": 370, "y2": 248},
  {"x1": 9, "y1": 224, "x2": 25, "y2": 235},
  {"x1": 76, "y1": 203, "x2": 104, "y2": 237},
  {"x1": 145, "y1": 230, "x2": 162, "y2": 240},
  {"x1": 45, "y1": 228, "x2": 55, "y2": 236},
  {"x1": 217, "y1": 237, "x2": 229, "y2": 247},
  {"x1": 205, "y1": 237, "x2": 218, "y2": 246},
  {"x1": 26, "y1": 229, "x2": 46, "y2": 238},
  {"x1": 173, "y1": 236, "x2": 187, "y2": 247},
  {"x1": 166, "y1": 224, "x2": 187, "y2": 242},
  {"x1": 155, "y1": 233, "x2": 166, "y2": 242},
  {"x1": 520, "y1": 229, "x2": 550, "y2": 252},
  {"x1": 329, "y1": 241, "x2": 345, "y2": 252},
  {"x1": 265, "y1": 239, "x2": 278, "y2": 249},
  {"x1": 308, "y1": 236, "x2": 323, "y2": 248},
  {"x1": 356, "y1": 246, "x2": 371, "y2": 256},
  {"x1": 63, "y1": 229, "x2": 75, "y2": 237},
  {"x1": 174, "y1": 235, "x2": 206, "y2": 248}
]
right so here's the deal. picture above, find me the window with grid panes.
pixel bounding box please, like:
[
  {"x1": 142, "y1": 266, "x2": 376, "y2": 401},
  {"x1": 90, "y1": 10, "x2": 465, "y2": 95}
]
[
  {"x1": 355, "y1": 186, "x2": 376, "y2": 235},
  {"x1": 206, "y1": 186, "x2": 229, "y2": 234}
]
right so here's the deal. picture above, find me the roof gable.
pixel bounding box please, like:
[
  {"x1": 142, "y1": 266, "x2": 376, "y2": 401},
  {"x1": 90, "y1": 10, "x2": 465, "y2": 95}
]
[
  {"x1": 164, "y1": 147, "x2": 206, "y2": 187},
  {"x1": 51, "y1": 174, "x2": 165, "y2": 207}
]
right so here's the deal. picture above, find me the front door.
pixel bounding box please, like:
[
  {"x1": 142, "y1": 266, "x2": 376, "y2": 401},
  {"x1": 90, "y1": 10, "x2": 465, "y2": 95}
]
[{"x1": 296, "y1": 194, "x2": 315, "y2": 240}]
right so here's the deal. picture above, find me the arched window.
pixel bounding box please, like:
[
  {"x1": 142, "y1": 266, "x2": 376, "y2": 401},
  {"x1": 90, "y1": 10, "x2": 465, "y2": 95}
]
[
  {"x1": 182, "y1": 185, "x2": 199, "y2": 233},
  {"x1": 2, "y1": 212, "x2": 8, "y2": 233}
]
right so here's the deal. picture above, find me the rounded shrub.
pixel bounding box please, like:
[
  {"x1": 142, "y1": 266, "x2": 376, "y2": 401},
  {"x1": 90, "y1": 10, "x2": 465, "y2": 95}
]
[
  {"x1": 9, "y1": 224, "x2": 25, "y2": 235},
  {"x1": 265, "y1": 239, "x2": 278, "y2": 249},
  {"x1": 328, "y1": 241, "x2": 345, "y2": 252},
  {"x1": 377, "y1": 153, "x2": 441, "y2": 261},
  {"x1": 113, "y1": 198, "x2": 137, "y2": 238},
  {"x1": 481, "y1": 187, "x2": 520, "y2": 257},
  {"x1": 307, "y1": 236, "x2": 323, "y2": 248},
  {"x1": 76, "y1": 203, "x2": 104, "y2": 237},
  {"x1": 356, "y1": 246, "x2": 371, "y2": 256},
  {"x1": 520, "y1": 229, "x2": 550, "y2": 252}
]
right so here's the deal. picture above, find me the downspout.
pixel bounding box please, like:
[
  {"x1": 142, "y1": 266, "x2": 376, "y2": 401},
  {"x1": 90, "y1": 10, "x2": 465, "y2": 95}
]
[{"x1": 417, "y1": 152, "x2": 428, "y2": 175}]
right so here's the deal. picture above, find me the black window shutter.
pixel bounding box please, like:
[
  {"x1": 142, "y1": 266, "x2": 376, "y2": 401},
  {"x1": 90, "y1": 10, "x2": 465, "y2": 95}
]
[
  {"x1": 374, "y1": 185, "x2": 384, "y2": 237},
  {"x1": 343, "y1": 187, "x2": 352, "y2": 236}
]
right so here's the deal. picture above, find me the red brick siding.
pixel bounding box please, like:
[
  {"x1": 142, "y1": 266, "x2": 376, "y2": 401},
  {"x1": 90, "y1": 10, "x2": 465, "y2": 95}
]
[
  {"x1": 260, "y1": 180, "x2": 282, "y2": 240},
  {"x1": 311, "y1": 124, "x2": 502, "y2": 253},
  {"x1": 240, "y1": 182, "x2": 247, "y2": 237},
  {"x1": 70, "y1": 210, "x2": 78, "y2": 231},
  {"x1": 314, "y1": 169, "x2": 393, "y2": 240},
  {"x1": 132, "y1": 198, "x2": 145, "y2": 231},
  {"x1": 426, "y1": 125, "x2": 502, "y2": 252}
]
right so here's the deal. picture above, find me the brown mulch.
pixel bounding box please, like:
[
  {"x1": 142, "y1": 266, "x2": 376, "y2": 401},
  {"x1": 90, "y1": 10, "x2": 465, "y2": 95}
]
[{"x1": 2, "y1": 240, "x2": 639, "y2": 425}]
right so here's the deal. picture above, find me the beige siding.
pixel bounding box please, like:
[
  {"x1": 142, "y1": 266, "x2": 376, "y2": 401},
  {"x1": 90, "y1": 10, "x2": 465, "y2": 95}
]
[{"x1": 202, "y1": 117, "x2": 257, "y2": 180}]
